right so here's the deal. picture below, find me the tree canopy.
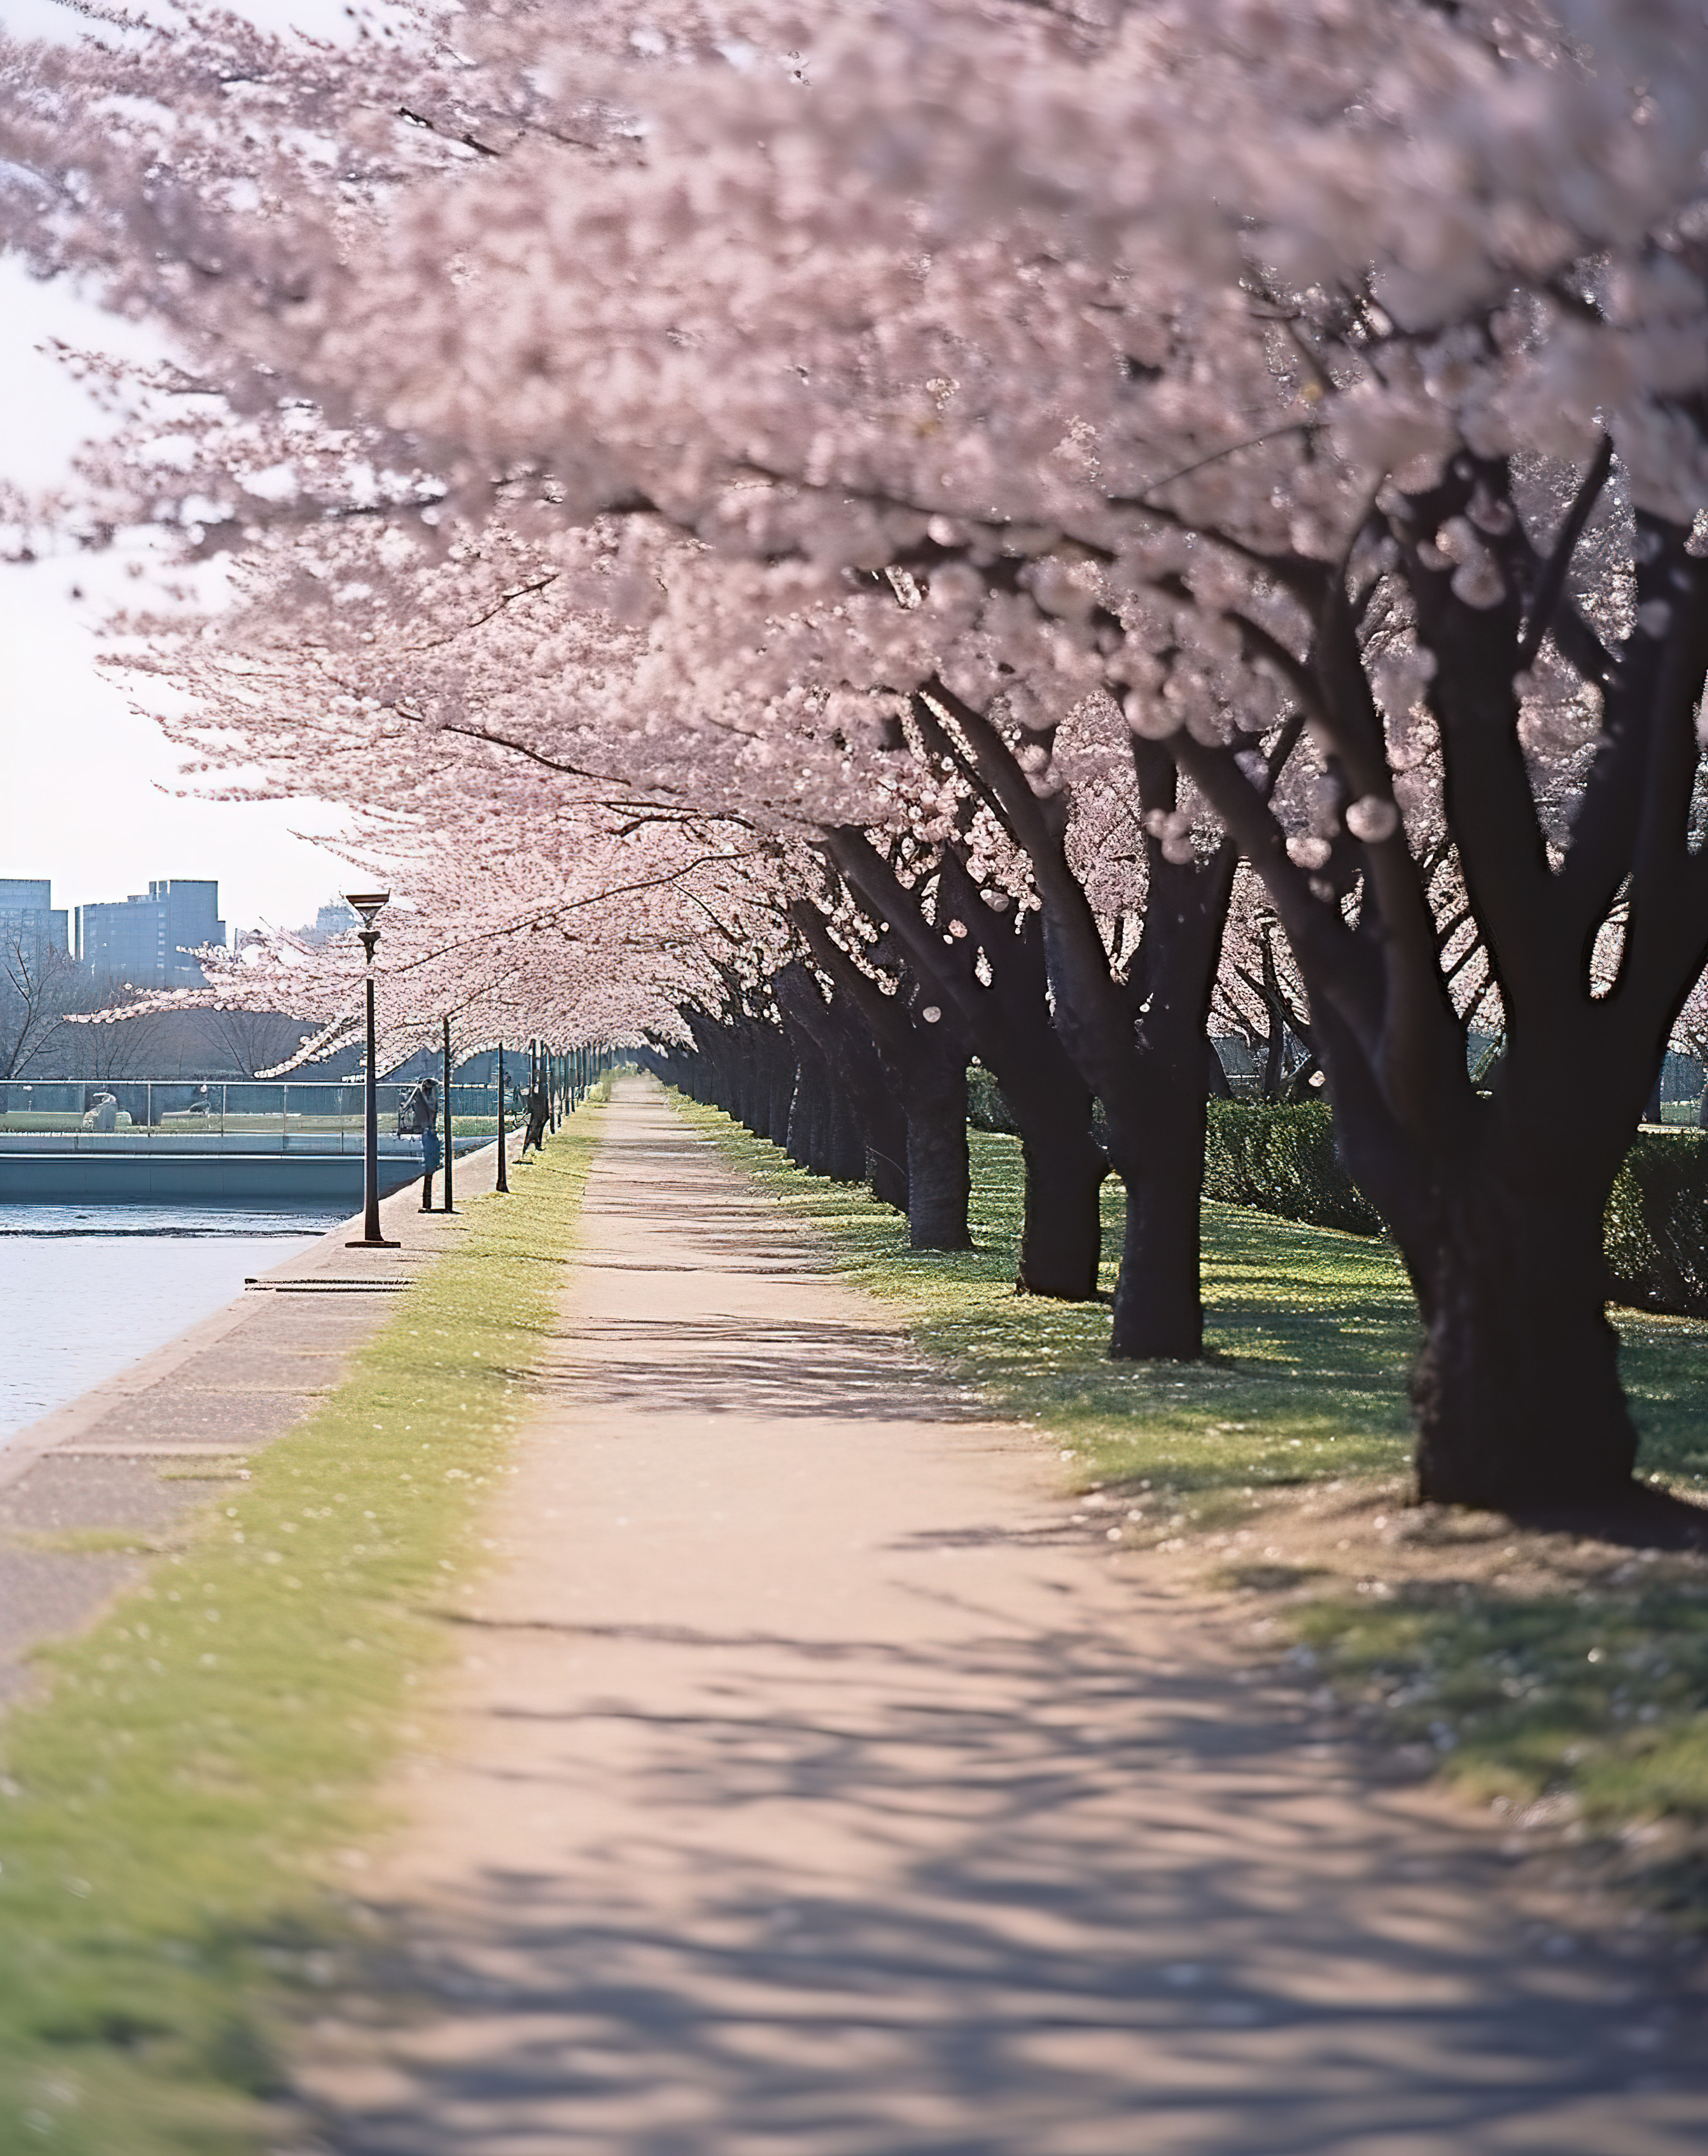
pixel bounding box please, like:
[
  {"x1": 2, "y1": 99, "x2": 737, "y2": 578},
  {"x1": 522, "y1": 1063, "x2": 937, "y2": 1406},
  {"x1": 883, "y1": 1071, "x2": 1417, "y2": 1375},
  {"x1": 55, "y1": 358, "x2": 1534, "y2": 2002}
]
[{"x1": 6, "y1": 0, "x2": 1708, "y2": 1507}]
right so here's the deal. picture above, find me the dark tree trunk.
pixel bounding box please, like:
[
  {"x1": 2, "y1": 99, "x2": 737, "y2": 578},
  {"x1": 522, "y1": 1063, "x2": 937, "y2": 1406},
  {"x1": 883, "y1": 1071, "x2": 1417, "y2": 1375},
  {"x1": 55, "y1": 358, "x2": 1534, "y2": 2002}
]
[
  {"x1": 822, "y1": 834, "x2": 1105, "y2": 1298},
  {"x1": 787, "y1": 913, "x2": 952, "y2": 1225},
  {"x1": 1409, "y1": 1172, "x2": 1637, "y2": 1508},
  {"x1": 787, "y1": 1041, "x2": 846, "y2": 1178},
  {"x1": 903, "y1": 1056, "x2": 972, "y2": 1250},
  {"x1": 1036, "y1": 858, "x2": 1229, "y2": 1362},
  {"x1": 1105, "y1": 1082, "x2": 1208, "y2": 1361},
  {"x1": 785, "y1": 1057, "x2": 819, "y2": 1169},
  {"x1": 773, "y1": 960, "x2": 908, "y2": 1204},
  {"x1": 1016, "y1": 1126, "x2": 1107, "y2": 1298},
  {"x1": 1282, "y1": 1055, "x2": 1322, "y2": 1103},
  {"x1": 833, "y1": 1014, "x2": 909, "y2": 1208},
  {"x1": 704, "y1": 1044, "x2": 736, "y2": 1118},
  {"x1": 1262, "y1": 1018, "x2": 1286, "y2": 1101},
  {"x1": 865, "y1": 1116, "x2": 910, "y2": 1211},
  {"x1": 767, "y1": 1040, "x2": 797, "y2": 1144},
  {"x1": 1206, "y1": 1038, "x2": 1233, "y2": 1099},
  {"x1": 980, "y1": 1014, "x2": 1105, "y2": 1298},
  {"x1": 738, "y1": 1035, "x2": 764, "y2": 1136},
  {"x1": 1318, "y1": 1006, "x2": 1645, "y2": 1511},
  {"x1": 893, "y1": 699, "x2": 1276, "y2": 1355},
  {"x1": 805, "y1": 1060, "x2": 833, "y2": 1173},
  {"x1": 728, "y1": 1034, "x2": 756, "y2": 1130},
  {"x1": 826, "y1": 1081, "x2": 868, "y2": 1182},
  {"x1": 794, "y1": 899, "x2": 973, "y2": 1245}
]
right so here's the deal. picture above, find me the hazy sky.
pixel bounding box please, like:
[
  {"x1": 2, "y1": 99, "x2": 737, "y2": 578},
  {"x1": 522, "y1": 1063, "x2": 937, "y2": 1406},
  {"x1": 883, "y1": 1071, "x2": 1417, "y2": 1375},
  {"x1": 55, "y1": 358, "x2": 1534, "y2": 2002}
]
[{"x1": 0, "y1": 0, "x2": 374, "y2": 940}]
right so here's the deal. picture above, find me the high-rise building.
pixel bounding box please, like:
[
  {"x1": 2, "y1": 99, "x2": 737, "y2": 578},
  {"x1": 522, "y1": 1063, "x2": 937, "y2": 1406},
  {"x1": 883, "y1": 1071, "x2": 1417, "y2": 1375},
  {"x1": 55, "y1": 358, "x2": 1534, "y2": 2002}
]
[
  {"x1": 0, "y1": 878, "x2": 71, "y2": 957},
  {"x1": 76, "y1": 880, "x2": 226, "y2": 987},
  {"x1": 303, "y1": 900, "x2": 357, "y2": 946}
]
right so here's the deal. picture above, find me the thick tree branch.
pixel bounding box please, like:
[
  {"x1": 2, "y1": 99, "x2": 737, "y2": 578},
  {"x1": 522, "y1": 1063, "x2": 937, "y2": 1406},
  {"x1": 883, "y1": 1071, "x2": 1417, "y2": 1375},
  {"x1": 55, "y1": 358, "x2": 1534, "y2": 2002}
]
[{"x1": 1517, "y1": 434, "x2": 1613, "y2": 671}]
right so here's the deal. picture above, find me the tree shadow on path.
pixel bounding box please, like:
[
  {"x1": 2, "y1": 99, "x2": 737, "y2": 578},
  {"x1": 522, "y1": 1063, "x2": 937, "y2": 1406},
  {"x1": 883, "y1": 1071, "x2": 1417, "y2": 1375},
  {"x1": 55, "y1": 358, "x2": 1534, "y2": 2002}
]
[{"x1": 301, "y1": 1604, "x2": 1708, "y2": 2156}]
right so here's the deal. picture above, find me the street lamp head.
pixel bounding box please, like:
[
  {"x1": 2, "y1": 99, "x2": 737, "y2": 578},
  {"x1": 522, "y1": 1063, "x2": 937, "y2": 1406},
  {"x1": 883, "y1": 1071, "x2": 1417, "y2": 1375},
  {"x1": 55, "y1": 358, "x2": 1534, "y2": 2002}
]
[
  {"x1": 343, "y1": 891, "x2": 391, "y2": 931},
  {"x1": 343, "y1": 891, "x2": 390, "y2": 964}
]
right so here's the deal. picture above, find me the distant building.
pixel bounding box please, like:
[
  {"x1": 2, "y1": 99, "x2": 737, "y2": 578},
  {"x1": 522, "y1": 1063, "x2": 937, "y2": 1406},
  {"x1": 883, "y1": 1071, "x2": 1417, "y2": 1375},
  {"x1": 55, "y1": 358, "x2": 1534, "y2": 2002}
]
[
  {"x1": 0, "y1": 878, "x2": 71, "y2": 957},
  {"x1": 300, "y1": 899, "x2": 357, "y2": 947},
  {"x1": 76, "y1": 879, "x2": 226, "y2": 987}
]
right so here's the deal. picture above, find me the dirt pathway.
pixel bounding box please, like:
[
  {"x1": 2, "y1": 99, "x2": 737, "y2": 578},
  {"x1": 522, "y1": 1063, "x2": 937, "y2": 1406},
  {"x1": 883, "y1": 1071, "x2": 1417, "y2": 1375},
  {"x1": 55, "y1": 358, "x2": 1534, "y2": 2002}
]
[{"x1": 292, "y1": 1082, "x2": 1706, "y2": 2155}]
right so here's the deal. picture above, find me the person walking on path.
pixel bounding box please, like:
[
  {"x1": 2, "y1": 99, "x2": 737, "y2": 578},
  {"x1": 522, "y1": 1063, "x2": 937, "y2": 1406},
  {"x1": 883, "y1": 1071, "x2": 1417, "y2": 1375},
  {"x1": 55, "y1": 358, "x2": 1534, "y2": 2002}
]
[
  {"x1": 518, "y1": 1075, "x2": 550, "y2": 1157},
  {"x1": 404, "y1": 1076, "x2": 441, "y2": 1209}
]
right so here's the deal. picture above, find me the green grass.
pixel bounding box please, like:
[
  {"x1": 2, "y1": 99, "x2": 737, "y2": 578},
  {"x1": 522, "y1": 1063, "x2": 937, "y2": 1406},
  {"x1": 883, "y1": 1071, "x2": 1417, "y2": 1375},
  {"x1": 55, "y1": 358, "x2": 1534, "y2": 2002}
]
[
  {"x1": 1293, "y1": 1579, "x2": 1708, "y2": 1811},
  {"x1": 0, "y1": 1116, "x2": 599, "y2": 2155},
  {"x1": 1613, "y1": 1311, "x2": 1708, "y2": 1487},
  {"x1": 1293, "y1": 1576, "x2": 1708, "y2": 1913},
  {"x1": 675, "y1": 1099, "x2": 1708, "y2": 1868}
]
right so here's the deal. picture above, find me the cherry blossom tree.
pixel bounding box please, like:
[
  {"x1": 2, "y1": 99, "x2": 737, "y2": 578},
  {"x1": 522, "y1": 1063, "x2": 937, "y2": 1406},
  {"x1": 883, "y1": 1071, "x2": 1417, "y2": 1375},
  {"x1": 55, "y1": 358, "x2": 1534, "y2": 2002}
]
[
  {"x1": 769, "y1": 959, "x2": 903, "y2": 1194},
  {"x1": 9, "y1": 0, "x2": 1708, "y2": 1505},
  {"x1": 1214, "y1": 871, "x2": 1318, "y2": 1103},
  {"x1": 812, "y1": 830, "x2": 1106, "y2": 1289},
  {"x1": 84, "y1": 795, "x2": 755, "y2": 1089},
  {"x1": 125, "y1": 498, "x2": 1298, "y2": 1325}
]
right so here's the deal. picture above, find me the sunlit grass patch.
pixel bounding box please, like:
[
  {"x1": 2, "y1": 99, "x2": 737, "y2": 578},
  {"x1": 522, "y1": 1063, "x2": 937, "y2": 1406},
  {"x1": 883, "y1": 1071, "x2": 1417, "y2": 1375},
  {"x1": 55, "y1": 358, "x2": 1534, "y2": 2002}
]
[
  {"x1": 1294, "y1": 1574, "x2": 1708, "y2": 1906},
  {"x1": 1612, "y1": 1311, "x2": 1708, "y2": 1488},
  {"x1": 0, "y1": 1123, "x2": 598, "y2": 2156}
]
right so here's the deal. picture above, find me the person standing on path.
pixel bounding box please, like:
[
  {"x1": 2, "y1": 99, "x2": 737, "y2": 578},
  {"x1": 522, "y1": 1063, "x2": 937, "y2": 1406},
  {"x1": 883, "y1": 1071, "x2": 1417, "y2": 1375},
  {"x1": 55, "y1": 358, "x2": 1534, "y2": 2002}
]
[{"x1": 406, "y1": 1076, "x2": 441, "y2": 1209}]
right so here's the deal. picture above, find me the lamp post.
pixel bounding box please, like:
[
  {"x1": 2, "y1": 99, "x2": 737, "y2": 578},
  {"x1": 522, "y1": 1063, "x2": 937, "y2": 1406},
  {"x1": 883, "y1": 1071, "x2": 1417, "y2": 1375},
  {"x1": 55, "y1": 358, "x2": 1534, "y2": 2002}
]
[
  {"x1": 344, "y1": 891, "x2": 399, "y2": 1250},
  {"x1": 495, "y1": 1038, "x2": 509, "y2": 1194},
  {"x1": 441, "y1": 1014, "x2": 455, "y2": 1213}
]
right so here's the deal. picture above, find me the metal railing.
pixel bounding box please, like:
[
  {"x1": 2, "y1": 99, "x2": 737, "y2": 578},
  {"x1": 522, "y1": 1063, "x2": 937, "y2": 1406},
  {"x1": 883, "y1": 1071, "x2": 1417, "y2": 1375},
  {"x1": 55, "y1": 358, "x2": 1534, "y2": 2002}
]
[{"x1": 0, "y1": 1079, "x2": 526, "y2": 1145}]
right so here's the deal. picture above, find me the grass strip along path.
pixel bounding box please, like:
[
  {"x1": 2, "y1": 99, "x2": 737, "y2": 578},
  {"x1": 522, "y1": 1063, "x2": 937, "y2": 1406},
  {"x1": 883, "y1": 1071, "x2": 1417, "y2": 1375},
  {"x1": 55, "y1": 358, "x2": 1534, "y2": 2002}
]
[
  {"x1": 677, "y1": 1101, "x2": 1708, "y2": 1917},
  {"x1": 0, "y1": 1117, "x2": 598, "y2": 2156}
]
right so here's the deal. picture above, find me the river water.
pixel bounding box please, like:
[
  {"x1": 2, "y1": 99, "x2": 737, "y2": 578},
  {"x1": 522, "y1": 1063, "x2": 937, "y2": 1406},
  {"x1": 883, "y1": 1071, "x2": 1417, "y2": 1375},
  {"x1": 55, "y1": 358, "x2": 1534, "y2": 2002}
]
[{"x1": 0, "y1": 1203, "x2": 346, "y2": 1448}]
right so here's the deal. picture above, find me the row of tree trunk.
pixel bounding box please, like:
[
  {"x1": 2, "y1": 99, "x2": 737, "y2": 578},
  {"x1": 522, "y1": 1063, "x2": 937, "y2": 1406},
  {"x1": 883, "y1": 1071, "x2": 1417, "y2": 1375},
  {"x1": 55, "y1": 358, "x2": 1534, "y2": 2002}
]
[{"x1": 644, "y1": 928, "x2": 1236, "y2": 1339}]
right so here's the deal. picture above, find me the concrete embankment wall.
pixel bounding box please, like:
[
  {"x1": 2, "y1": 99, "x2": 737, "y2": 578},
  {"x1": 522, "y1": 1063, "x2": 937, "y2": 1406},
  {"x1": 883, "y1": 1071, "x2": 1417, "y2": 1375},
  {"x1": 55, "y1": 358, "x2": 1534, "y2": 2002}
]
[{"x1": 0, "y1": 1136, "x2": 486, "y2": 1204}]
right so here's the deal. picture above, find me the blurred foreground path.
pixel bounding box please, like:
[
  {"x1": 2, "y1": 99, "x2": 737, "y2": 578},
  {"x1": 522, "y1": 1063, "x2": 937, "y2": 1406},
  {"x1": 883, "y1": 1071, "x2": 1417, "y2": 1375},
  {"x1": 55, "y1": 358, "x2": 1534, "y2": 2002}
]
[{"x1": 292, "y1": 1078, "x2": 1706, "y2": 2156}]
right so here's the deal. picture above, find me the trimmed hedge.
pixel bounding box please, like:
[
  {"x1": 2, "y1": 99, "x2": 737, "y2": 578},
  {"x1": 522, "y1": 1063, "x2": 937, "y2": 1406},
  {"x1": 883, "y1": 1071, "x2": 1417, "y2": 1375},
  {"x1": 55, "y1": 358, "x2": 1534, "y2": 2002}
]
[
  {"x1": 967, "y1": 1064, "x2": 1019, "y2": 1134},
  {"x1": 1205, "y1": 1101, "x2": 1708, "y2": 1319},
  {"x1": 1203, "y1": 1101, "x2": 1385, "y2": 1236},
  {"x1": 1606, "y1": 1131, "x2": 1708, "y2": 1316}
]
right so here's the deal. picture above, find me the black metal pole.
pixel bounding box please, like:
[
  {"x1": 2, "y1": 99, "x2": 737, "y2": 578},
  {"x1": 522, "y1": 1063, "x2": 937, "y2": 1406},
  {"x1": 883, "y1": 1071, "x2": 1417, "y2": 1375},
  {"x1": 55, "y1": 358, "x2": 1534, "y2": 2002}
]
[
  {"x1": 347, "y1": 942, "x2": 398, "y2": 1248},
  {"x1": 495, "y1": 1038, "x2": 508, "y2": 1193},
  {"x1": 441, "y1": 1015, "x2": 455, "y2": 1213},
  {"x1": 364, "y1": 972, "x2": 382, "y2": 1237}
]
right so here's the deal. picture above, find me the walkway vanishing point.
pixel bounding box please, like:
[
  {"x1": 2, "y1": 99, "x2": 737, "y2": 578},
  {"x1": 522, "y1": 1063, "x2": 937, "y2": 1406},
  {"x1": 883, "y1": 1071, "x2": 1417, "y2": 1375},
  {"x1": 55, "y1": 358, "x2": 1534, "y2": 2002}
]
[{"x1": 281, "y1": 1081, "x2": 1705, "y2": 2155}]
